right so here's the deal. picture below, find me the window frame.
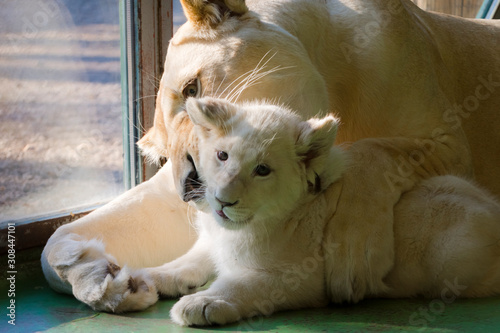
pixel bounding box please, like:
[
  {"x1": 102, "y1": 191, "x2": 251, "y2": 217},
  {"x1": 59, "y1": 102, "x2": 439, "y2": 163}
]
[
  {"x1": 477, "y1": 0, "x2": 500, "y2": 18},
  {"x1": 124, "y1": 0, "x2": 172, "y2": 186},
  {"x1": 0, "y1": 0, "x2": 173, "y2": 253}
]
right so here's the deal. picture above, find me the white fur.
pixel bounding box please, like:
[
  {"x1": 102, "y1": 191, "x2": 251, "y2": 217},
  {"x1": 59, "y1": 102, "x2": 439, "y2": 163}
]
[
  {"x1": 41, "y1": 0, "x2": 500, "y2": 315},
  {"x1": 41, "y1": 161, "x2": 197, "y2": 311},
  {"x1": 168, "y1": 99, "x2": 500, "y2": 326},
  {"x1": 140, "y1": 0, "x2": 500, "y2": 303}
]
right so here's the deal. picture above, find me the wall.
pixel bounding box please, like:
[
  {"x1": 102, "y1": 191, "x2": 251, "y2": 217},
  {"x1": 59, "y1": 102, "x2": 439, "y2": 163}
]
[{"x1": 412, "y1": 0, "x2": 484, "y2": 17}]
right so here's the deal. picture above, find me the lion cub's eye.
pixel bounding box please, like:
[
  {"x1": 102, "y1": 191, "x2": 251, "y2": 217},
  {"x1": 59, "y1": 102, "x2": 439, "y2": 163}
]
[
  {"x1": 217, "y1": 151, "x2": 228, "y2": 161},
  {"x1": 182, "y1": 79, "x2": 199, "y2": 98},
  {"x1": 254, "y1": 164, "x2": 271, "y2": 177}
]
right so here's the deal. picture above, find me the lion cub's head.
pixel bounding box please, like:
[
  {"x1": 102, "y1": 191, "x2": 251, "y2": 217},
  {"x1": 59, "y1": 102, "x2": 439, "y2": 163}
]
[{"x1": 185, "y1": 97, "x2": 344, "y2": 230}]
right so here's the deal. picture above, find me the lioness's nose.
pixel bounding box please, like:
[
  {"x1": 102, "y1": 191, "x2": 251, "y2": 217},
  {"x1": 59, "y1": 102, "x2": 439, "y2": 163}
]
[{"x1": 216, "y1": 197, "x2": 239, "y2": 208}]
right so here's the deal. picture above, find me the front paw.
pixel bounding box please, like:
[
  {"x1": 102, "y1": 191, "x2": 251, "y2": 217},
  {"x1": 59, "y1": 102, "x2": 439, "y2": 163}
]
[
  {"x1": 93, "y1": 265, "x2": 159, "y2": 313},
  {"x1": 46, "y1": 234, "x2": 158, "y2": 312},
  {"x1": 170, "y1": 294, "x2": 241, "y2": 326},
  {"x1": 146, "y1": 265, "x2": 211, "y2": 298}
]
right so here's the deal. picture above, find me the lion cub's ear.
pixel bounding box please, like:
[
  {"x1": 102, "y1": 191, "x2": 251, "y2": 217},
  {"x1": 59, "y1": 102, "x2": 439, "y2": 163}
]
[
  {"x1": 296, "y1": 115, "x2": 339, "y2": 161},
  {"x1": 180, "y1": 0, "x2": 248, "y2": 28},
  {"x1": 296, "y1": 115, "x2": 344, "y2": 192},
  {"x1": 186, "y1": 97, "x2": 236, "y2": 135}
]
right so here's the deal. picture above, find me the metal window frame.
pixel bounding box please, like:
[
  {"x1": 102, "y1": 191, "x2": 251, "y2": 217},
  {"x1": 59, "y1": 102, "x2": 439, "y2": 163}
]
[
  {"x1": 124, "y1": 0, "x2": 172, "y2": 187},
  {"x1": 0, "y1": 0, "x2": 173, "y2": 253},
  {"x1": 477, "y1": 0, "x2": 500, "y2": 18}
]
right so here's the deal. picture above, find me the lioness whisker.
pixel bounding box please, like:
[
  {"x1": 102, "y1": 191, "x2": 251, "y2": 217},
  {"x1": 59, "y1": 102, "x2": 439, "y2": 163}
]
[
  {"x1": 186, "y1": 204, "x2": 200, "y2": 234},
  {"x1": 226, "y1": 54, "x2": 277, "y2": 102},
  {"x1": 213, "y1": 73, "x2": 228, "y2": 98},
  {"x1": 229, "y1": 65, "x2": 295, "y2": 103},
  {"x1": 124, "y1": 113, "x2": 147, "y2": 133},
  {"x1": 141, "y1": 69, "x2": 161, "y2": 89},
  {"x1": 187, "y1": 178, "x2": 206, "y2": 186},
  {"x1": 217, "y1": 67, "x2": 263, "y2": 100},
  {"x1": 218, "y1": 51, "x2": 277, "y2": 100},
  {"x1": 134, "y1": 94, "x2": 158, "y2": 102}
]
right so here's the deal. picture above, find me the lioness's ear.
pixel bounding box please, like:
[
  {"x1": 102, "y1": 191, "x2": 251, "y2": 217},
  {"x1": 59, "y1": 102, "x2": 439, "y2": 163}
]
[
  {"x1": 180, "y1": 0, "x2": 248, "y2": 28},
  {"x1": 297, "y1": 115, "x2": 343, "y2": 192},
  {"x1": 186, "y1": 97, "x2": 236, "y2": 133}
]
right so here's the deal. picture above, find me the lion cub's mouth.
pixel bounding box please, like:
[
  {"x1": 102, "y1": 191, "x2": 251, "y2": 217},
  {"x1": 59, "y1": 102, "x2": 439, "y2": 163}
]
[
  {"x1": 212, "y1": 207, "x2": 253, "y2": 228},
  {"x1": 215, "y1": 209, "x2": 229, "y2": 220}
]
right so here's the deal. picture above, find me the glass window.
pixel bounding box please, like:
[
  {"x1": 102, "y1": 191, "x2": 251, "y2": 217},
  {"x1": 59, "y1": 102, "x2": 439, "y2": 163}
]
[{"x1": 0, "y1": 0, "x2": 124, "y2": 225}]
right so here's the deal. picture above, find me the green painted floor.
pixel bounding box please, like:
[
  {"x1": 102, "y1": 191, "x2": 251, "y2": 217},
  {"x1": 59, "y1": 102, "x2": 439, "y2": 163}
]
[{"x1": 2, "y1": 249, "x2": 500, "y2": 332}]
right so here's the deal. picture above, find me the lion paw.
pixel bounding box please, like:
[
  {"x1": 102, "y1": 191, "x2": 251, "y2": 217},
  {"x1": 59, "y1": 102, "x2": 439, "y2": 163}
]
[
  {"x1": 91, "y1": 264, "x2": 159, "y2": 313},
  {"x1": 170, "y1": 294, "x2": 241, "y2": 326},
  {"x1": 149, "y1": 268, "x2": 210, "y2": 298},
  {"x1": 44, "y1": 234, "x2": 158, "y2": 312}
]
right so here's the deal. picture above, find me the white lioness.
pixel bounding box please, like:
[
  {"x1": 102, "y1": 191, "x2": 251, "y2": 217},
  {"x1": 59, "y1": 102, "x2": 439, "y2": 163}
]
[
  {"x1": 169, "y1": 97, "x2": 500, "y2": 326},
  {"x1": 42, "y1": 0, "x2": 500, "y2": 313}
]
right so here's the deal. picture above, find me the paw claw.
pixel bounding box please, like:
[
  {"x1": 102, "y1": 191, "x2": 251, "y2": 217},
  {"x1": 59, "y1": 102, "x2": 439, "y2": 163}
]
[
  {"x1": 171, "y1": 295, "x2": 240, "y2": 326},
  {"x1": 107, "y1": 263, "x2": 121, "y2": 278},
  {"x1": 128, "y1": 276, "x2": 138, "y2": 293}
]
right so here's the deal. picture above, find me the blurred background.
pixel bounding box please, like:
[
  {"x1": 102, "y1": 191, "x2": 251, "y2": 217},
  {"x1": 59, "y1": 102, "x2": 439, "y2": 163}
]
[
  {"x1": 413, "y1": 0, "x2": 484, "y2": 17},
  {"x1": 0, "y1": 0, "x2": 123, "y2": 224}
]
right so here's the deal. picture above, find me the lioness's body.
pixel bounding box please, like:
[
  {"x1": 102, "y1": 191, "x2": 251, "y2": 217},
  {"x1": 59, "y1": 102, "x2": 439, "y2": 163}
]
[
  {"x1": 42, "y1": 0, "x2": 500, "y2": 312},
  {"x1": 147, "y1": 0, "x2": 500, "y2": 195},
  {"x1": 269, "y1": 0, "x2": 500, "y2": 192}
]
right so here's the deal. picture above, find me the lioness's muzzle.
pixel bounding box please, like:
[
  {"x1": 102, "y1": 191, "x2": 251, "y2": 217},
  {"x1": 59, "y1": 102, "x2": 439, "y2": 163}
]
[{"x1": 182, "y1": 154, "x2": 204, "y2": 202}]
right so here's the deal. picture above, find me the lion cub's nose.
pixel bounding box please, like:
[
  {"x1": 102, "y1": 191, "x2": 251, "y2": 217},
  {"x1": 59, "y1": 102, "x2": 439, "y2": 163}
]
[{"x1": 215, "y1": 197, "x2": 239, "y2": 208}]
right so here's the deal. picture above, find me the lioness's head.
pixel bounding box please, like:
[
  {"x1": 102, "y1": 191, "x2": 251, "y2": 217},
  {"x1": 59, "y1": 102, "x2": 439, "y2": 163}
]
[
  {"x1": 138, "y1": 0, "x2": 328, "y2": 203},
  {"x1": 185, "y1": 97, "x2": 344, "y2": 230}
]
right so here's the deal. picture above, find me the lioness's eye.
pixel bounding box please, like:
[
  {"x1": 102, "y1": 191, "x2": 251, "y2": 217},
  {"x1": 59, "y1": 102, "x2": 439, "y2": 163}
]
[
  {"x1": 182, "y1": 79, "x2": 199, "y2": 98},
  {"x1": 217, "y1": 151, "x2": 228, "y2": 161},
  {"x1": 254, "y1": 164, "x2": 271, "y2": 177}
]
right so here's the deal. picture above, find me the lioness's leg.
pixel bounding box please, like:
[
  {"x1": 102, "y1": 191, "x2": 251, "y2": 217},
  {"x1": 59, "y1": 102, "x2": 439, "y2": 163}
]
[
  {"x1": 41, "y1": 160, "x2": 197, "y2": 311},
  {"x1": 384, "y1": 175, "x2": 500, "y2": 298},
  {"x1": 144, "y1": 226, "x2": 216, "y2": 298}
]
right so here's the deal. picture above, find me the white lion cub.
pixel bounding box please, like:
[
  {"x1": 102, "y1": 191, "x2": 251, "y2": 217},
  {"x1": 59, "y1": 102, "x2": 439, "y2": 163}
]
[
  {"x1": 150, "y1": 97, "x2": 500, "y2": 326},
  {"x1": 163, "y1": 97, "x2": 344, "y2": 326}
]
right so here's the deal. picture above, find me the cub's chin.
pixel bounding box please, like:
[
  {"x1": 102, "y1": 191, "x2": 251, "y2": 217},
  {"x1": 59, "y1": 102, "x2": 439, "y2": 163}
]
[
  {"x1": 217, "y1": 219, "x2": 249, "y2": 230},
  {"x1": 204, "y1": 200, "x2": 254, "y2": 230},
  {"x1": 211, "y1": 210, "x2": 253, "y2": 230}
]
